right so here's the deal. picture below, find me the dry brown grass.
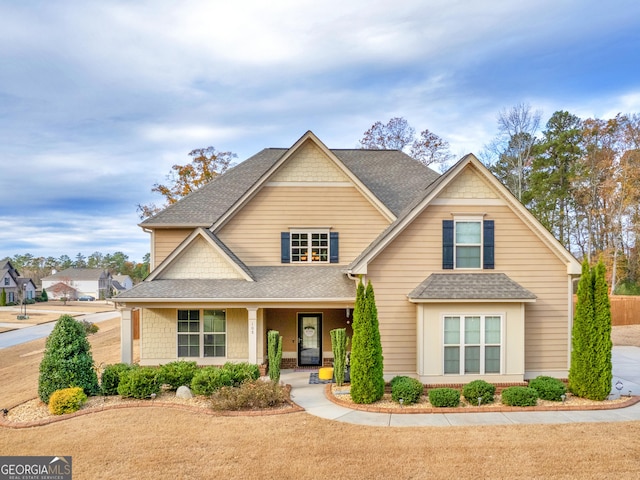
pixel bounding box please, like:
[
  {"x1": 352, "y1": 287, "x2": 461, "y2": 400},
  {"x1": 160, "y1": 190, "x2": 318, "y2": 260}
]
[
  {"x1": 0, "y1": 322, "x2": 639, "y2": 479},
  {"x1": 0, "y1": 301, "x2": 116, "y2": 327},
  {"x1": 612, "y1": 324, "x2": 640, "y2": 346}
]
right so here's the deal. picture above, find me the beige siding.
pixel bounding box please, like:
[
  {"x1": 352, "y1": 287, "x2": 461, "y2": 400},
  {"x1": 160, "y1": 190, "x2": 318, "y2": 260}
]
[
  {"x1": 140, "y1": 308, "x2": 177, "y2": 363},
  {"x1": 367, "y1": 201, "x2": 571, "y2": 377},
  {"x1": 226, "y1": 308, "x2": 249, "y2": 359},
  {"x1": 218, "y1": 185, "x2": 389, "y2": 265},
  {"x1": 269, "y1": 141, "x2": 349, "y2": 183},
  {"x1": 158, "y1": 236, "x2": 245, "y2": 280},
  {"x1": 153, "y1": 229, "x2": 193, "y2": 269},
  {"x1": 140, "y1": 307, "x2": 249, "y2": 365}
]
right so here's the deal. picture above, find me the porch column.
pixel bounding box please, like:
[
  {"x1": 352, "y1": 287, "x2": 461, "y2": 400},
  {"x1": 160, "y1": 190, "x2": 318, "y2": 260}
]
[
  {"x1": 120, "y1": 307, "x2": 133, "y2": 364},
  {"x1": 247, "y1": 307, "x2": 258, "y2": 364}
]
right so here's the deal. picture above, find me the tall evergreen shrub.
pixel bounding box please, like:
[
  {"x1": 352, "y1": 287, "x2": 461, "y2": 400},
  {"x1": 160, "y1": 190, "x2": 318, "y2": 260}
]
[
  {"x1": 330, "y1": 328, "x2": 348, "y2": 386},
  {"x1": 41, "y1": 289, "x2": 48, "y2": 302},
  {"x1": 267, "y1": 330, "x2": 283, "y2": 383},
  {"x1": 38, "y1": 314, "x2": 100, "y2": 403},
  {"x1": 350, "y1": 279, "x2": 385, "y2": 404},
  {"x1": 0, "y1": 288, "x2": 5, "y2": 306},
  {"x1": 569, "y1": 259, "x2": 613, "y2": 400}
]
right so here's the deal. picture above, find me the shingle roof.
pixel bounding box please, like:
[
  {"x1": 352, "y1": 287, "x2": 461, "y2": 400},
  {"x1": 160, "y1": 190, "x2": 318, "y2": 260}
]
[
  {"x1": 140, "y1": 146, "x2": 440, "y2": 227},
  {"x1": 407, "y1": 273, "x2": 537, "y2": 301},
  {"x1": 41, "y1": 268, "x2": 109, "y2": 281},
  {"x1": 116, "y1": 265, "x2": 355, "y2": 301}
]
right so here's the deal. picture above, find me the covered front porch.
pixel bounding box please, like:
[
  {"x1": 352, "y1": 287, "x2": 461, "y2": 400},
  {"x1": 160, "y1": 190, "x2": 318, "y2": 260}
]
[{"x1": 118, "y1": 304, "x2": 353, "y2": 368}]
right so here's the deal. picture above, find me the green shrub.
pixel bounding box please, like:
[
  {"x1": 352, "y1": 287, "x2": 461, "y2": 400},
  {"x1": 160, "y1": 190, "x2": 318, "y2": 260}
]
[
  {"x1": 462, "y1": 380, "x2": 496, "y2": 406},
  {"x1": 101, "y1": 363, "x2": 136, "y2": 395},
  {"x1": 210, "y1": 380, "x2": 288, "y2": 411},
  {"x1": 501, "y1": 386, "x2": 539, "y2": 407},
  {"x1": 529, "y1": 376, "x2": 567, "y2": 401},
  {"x1": 350, "y1": 279, "x2": 385, "y2": 404},
  {"x1": 40, "y1": 289, "x2": 48, "y2": 302},
  {"x1": 117, "y1": 367, "x2": 161, "y2": 399},
  {"x1": 613, "y1": 280, "x2": 640, "y2": 295},
  {"x1": 81, "y1": 319, "x2": 99, "y2": 335},
  {"x1": 190, "y1": 363, "x2": 260, "y2": 395},
  {"x1": 158, "y1": 361, "x2": 199, "y2": 390},
  {"x1": 48, "y1": 387, "x2": 87, "y2": 415},
  {"x1": 330, "y1": 328, "x2": 349, "y2": 387},
  {"x1": 267, "y1": 330, "x2": 283, "y2": 383},
  {"x1": 390, "y1": 376, "x2": 424, "y2": 405},
  {"x1": 38, "y1": 314, "x2": 100, "y2": 403},
  {"x1": 428, "y1": 388, "x2": 460, "y2": 407},
  {"x1": 191, "y1": 367, "x2": 232, "y2": 395},
  {"x1": 223, "y1": 362, "x2": 260, "y2": 385}
]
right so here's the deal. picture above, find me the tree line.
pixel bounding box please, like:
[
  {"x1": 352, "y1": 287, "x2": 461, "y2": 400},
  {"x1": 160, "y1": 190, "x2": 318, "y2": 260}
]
[{"x1": 2, "y1": 251, "x2": 150, "y2": 286}]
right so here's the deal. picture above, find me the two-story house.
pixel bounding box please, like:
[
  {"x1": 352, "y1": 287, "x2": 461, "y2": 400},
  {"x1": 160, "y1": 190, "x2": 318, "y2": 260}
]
[
  {"x1": 42, "y1": 268, "x2": 113, "y2": 300},
  {"x1": 116, "y1": 131, "x2": 581, "y2": 384},
  {"x1": 0, "y1": 261, "x2": 37, "y2": 304}
]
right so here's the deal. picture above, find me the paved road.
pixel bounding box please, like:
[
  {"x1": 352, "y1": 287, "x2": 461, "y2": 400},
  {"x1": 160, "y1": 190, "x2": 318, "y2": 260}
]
[{"x1": 0, "y1": 311, "x2": 121, "y2": 349}]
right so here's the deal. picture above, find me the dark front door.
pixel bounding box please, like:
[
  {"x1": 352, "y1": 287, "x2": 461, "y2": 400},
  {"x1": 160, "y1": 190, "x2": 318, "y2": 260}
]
[{"x1": 298, "y1": 313, "x2": 322, "y2": 366}]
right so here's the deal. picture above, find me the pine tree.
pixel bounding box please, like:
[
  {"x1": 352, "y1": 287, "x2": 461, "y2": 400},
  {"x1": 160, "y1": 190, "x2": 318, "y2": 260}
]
[
  {"x1": 569, "y1": 259, "x2": 613, "y2": 400},
  {"x1": 38, "y1": 315, "x2": 100, "y2": 403},
  {"x1": 350, "y1": 279, "x2": 385, "y2": 403}
]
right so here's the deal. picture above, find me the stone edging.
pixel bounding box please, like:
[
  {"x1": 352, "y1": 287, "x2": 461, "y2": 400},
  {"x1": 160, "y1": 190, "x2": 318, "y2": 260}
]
[
  {"x1": 0, "y1": 398, "x2": 304, "y2": 430},
  {"x1": 325, "y1": 384, "x2": 640, "y2": 414}
]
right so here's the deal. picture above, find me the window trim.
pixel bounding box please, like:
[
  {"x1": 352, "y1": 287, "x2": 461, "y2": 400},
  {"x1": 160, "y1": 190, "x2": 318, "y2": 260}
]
[
  {"x1": 290, "y1": 229, "x2": 330, "y2": 263},
  {"x1": 442, "y1": 313, "x2": 503, "y2": 375},
  {"x1": 453, "y1": 216, "x2": 483, "y2": 270},
  {"x1": 177, "y1": 309, "x2": 227, "y2": 359}
]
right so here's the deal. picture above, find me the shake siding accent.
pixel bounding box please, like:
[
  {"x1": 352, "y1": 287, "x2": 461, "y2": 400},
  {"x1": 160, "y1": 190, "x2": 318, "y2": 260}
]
[
  {"x1": 153, "y1": 229, "x2": 193, "y2": 269},
  {"x1": 226, "y1": 308, "x2": 248, "y2": 359},
  {"x1": 218, "y1": 186, "x2": 389, "y2": 265},
  {"x1": 367, "y1": 203, "x2": 571, "y2": 375},
  {"x1": 141, "y1": 308, "x2": 177, "y2": 361}
]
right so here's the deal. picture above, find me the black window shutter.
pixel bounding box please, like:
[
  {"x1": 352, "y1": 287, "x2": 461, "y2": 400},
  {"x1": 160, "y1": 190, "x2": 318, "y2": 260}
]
[
  {"x1": 442, "y1": 220, "x2": 454, "y2": 269},
  {"x1": 483, "y1": 220, "x2": 495, "y2": 269},
  {"x1": 330, "y1": 232, "x2": 339, "y2": 263},
  {"x1": 281, "y1": 232, "x2": 290, "y2": 263}
]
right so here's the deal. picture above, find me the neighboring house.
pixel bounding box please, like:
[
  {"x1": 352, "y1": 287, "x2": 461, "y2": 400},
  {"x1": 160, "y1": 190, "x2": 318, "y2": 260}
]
[
  {"x1": 44, "y1": 282, "x2": 80, "y2": 301},
  {"x1": 0, "y1": 261, "x2": 37, "y2": 304},
  {"x1": 41, "y1": 268, "x2": 112, "y2": 300},
  {"x1": 116, "y1": 131, "x2": 581, "y2": 384},
  {"x1": 112, "y1": 275, "x2": 133, "y2": 294}
]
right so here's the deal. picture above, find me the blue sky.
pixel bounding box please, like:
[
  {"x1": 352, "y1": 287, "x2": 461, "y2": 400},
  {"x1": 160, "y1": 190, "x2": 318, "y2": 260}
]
[{"x1": 1, "y1": 1, "x2": 639, "y2": 263}]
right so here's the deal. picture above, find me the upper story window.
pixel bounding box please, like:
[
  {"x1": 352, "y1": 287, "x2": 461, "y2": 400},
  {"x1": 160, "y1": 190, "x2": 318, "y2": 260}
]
[
  {"x1": 455, "y1": 220, "x2": 482, "y2": 268},
  {"x1": 291, "y1": 231, "x2": 329, "y2": 263},
  {"x1": 442, "y1": 218, "x2": 494, "y2": 270},
  {"x1": 281, "y1": 230, "x2": 339, "y2": 264},
  {"x1": 4, "y1": 277, "x2": 8, "y2": 285}
]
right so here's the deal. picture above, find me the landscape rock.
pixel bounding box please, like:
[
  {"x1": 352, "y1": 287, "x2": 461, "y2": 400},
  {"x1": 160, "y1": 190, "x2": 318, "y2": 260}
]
[{"x1": 176, "y1": 386, "x2": 193, "y2": 399}]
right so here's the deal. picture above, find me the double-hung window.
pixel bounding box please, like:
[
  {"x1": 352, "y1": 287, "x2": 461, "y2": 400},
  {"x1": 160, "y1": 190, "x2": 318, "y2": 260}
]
[
  {"x1": 178, "y1": 309, "x2": 226, "y2": 358},
  {"x1": 444, "y1": 315, "x2": 502, "y2": 375},
  {"x1": 455, "y1": 220, "x2": 482, "y2": 268},
  {"x1": 442, "y1": 218, "x2": 494, "y2": 269}
]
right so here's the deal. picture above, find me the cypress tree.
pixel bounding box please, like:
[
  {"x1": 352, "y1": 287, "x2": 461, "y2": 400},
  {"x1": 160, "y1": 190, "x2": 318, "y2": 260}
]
[
  {"x1": 568, "y1": 259, "x2": 613, "y2": 400},
  {"x1": 350, "y1": 279, "x2": 385, "y2": 404},
  {"x1": 0, "y1": 288, "x2": 6, "y2": 306},
  {"x1": 591, "y1": 260, "x2": 613, "y2": 400},
  {"x1": 41, "y1": 288, "x2": 48, "y2": 302}
]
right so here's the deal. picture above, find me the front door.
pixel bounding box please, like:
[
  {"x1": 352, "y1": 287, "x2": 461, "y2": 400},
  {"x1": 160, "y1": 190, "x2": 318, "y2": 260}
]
[{"x1": 298, "y1": 313, "x2": 322, "y2": 366}]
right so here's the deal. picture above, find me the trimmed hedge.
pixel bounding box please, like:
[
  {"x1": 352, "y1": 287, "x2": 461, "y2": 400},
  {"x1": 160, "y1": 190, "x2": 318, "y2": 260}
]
[
  {"x1": 158, "y1": 361, "x2": 199, "y2": 390},
  {"x1": 48, "y1": 387, "x2": 87, "y2": 415},
  {"x1": 462, "y1": 380, "x2": 495, "y2": 406},
  {"x1": 529, "y1": 376, "x2": 567, "y2": 401},
  {"x1": 390, "y1": 376, "x2": 424, "y2": 405},
  {"x1": 101, "y1": 363, "x2": 137, "y2": 395},
  {"x1": 501, "y1": 386, "x2": 539, "y2": 407},
  {"x1": 429, "y1": 388, "x2": 460, "y2": 407},
  {"x1": 117, "y1": 367, "x2": 161, "y2": 399},
  {"x1": 191, "y1": 363, "x2": 260, "y2": 396}
]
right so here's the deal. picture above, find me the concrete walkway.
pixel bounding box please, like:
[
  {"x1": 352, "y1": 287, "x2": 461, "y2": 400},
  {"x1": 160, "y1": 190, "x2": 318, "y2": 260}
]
[{"x1": 285, "y1": 346, "x2": 640, "y2": 427}]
